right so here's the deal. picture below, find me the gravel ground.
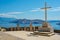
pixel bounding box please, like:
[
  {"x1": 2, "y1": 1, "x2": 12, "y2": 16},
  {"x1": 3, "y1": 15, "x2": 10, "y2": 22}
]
[
  {"x1": 0, "y1": 32, "x2": 25, "y2": 40},
  {"x1": 4, "y1": 31, "x2": 60, "y2": 40}
]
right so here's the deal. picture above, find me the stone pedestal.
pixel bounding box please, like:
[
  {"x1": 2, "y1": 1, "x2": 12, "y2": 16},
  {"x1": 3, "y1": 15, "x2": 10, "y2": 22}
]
[{"x1": 42, "y1": 22, "x2": 54, "y2": 33}]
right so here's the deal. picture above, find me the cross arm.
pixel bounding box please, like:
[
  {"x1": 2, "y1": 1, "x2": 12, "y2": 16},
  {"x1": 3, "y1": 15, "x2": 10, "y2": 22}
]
[{"x1": 41, "y1": 7, "x2": 51, "y2": 9}]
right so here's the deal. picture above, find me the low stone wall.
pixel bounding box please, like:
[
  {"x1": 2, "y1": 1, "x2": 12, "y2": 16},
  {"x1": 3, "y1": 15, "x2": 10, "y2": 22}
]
[
  {"x1": 6, "y1": 27, "x2": 39, "y2": 31},
  {"x1": 54, "y1": 30, "x2": 60, "y2": 33}
]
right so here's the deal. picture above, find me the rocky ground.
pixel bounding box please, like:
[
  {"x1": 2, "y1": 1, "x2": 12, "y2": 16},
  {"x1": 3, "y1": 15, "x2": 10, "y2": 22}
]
[{"x1": 0, "y1": 32, "x2": 24, "y2": 40}]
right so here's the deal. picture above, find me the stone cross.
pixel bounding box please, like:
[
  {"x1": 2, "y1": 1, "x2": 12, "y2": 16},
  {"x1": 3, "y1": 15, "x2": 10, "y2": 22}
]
[{"x1": 41, "y1": 2, "x2": 51, "y2": 22}]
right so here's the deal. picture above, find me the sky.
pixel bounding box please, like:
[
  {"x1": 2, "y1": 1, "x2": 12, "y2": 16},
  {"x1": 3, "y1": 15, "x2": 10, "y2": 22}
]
[{"x1": 0, "y1": 0, "x2": 60, "y2": 20}]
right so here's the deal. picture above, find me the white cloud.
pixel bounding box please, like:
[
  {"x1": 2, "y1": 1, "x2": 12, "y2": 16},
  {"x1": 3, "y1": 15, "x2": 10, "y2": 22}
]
[
  {"x1": 0, "y1": 7, "x2": 60, "y2": 19},
  {"x1": 30, "y1": 7, "x2": 60, "y2": 12},
  {"x1": 49, "y1": 7, "x2": 60, "y2": 12},
  {"x1": 0, "y1": 12, "x2": 24, "y2": 18},
  {"x1": 31, "y1": 10, "x2": 39, "y2": 12},
  {"x1": 0, "y1": 14, "x2": 17, "y2": 18},
  {"x1": 30, "y1": 8, "x2": 41, "y2": 12},
  {"x1": 5, "y1": 12, "x2": 23, "y2": 15}
]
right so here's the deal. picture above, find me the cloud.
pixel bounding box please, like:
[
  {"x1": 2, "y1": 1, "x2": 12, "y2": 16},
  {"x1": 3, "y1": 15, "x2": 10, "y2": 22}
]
[
  {"x1": 0, "y1": 14, "x2": 17, "y2": 19},
  {"x1": 5, "y1": 12, "x2": 23, "y2": 15},
  {"x1": 30, "y1": 7, "x2": 60, "y2": 12},
  {"x1": 0, "y1": 7, "x2": 60, "y2": 19},
  {"x1": 0, "y1": 14, "x2": 17, "y2": 18},
  {"x1": 31, "y1": 10, "x2": 39, "y2": 12},
  {"x1": 0, "y1": 12, "x2": 24, "y2": 18},
  {"x1": 49, "y1": 7, "x2": 60, "y2": 12},
  {"x1": 30, "y1": 8, "x2": 41, "y2": 12}
]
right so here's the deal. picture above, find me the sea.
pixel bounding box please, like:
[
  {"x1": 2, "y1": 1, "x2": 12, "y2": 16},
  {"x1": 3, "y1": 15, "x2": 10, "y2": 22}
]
[{"x1": 0, "y1": 22, "x2": 60, "y2": 30}]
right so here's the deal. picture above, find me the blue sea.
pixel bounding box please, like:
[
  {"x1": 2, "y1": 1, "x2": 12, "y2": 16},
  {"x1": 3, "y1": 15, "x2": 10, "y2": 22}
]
[{"x1": 0, "y1": 22, "x2": 60, "y2": 30}]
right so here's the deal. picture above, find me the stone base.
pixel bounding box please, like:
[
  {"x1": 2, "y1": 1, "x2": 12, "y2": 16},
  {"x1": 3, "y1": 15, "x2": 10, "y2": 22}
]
[{"x1": 41, "y1": 22, "x2": 54, "y2": 33}]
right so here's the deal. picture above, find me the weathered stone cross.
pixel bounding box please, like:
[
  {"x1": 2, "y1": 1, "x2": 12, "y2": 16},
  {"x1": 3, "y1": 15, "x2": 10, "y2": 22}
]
[{"x1": 41, "y1": 2, "x2": 51, "y2": 22}]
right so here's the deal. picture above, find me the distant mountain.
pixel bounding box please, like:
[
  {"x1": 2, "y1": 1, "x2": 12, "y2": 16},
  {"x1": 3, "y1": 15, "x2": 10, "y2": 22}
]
[
  {"x1": 0, "y1": 17, "x2": 44, "y2": 27},
  {"x1": 0, "y1": 17, "x2": 16, "y2": 27},
  {"x1": 0, "y1": 17, "x2": 16, "y2": 23},
  {"x1": 32, "y1": 19, "x2": 44, "y2": 24},
  {"x1": 10, "y1": 19, "x2": 30, "y2": 24},
  {"x1": 0, "y1": 17, "x2": 60, "y2": 24},
  {"x1": 0, "y1": 17, "x2": 60, "y2": 28},
  {"x1": 0, "y1": 17, "x2": 44, "y2": 24},
  {"x1": 11, "y1": 19, "x2": 44, "y2": 24}
]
